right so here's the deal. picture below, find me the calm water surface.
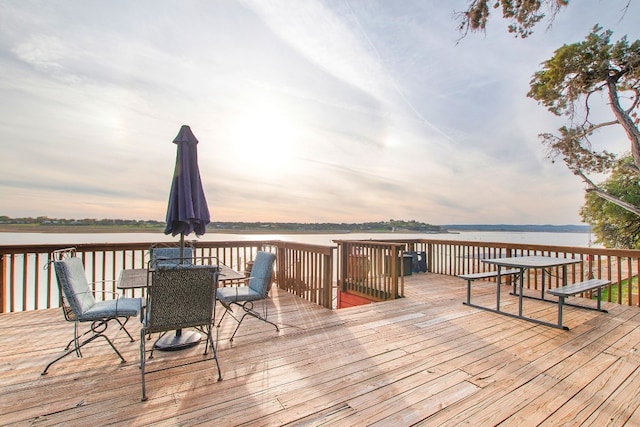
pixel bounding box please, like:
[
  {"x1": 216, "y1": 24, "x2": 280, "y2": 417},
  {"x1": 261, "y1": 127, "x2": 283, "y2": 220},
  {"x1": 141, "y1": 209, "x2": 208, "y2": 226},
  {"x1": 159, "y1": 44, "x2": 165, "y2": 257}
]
[{"x1": 0, "y1": 230, "x2": 594, "y2": 248}]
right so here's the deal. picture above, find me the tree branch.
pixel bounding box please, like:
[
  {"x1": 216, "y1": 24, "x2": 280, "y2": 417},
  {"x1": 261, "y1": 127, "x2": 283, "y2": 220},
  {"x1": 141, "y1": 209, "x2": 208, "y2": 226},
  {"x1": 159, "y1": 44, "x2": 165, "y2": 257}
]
[
  {"x1": 586, "y1": 120, "x2": 622, "y2": 133},
  {"x1": 625, "y1": 88, "x2": 640, "y2": 115},
  {"x1": 586, "y1": 187, "x2": 640, "y2": 216},
  {"x1": 566, "y1": 120, "x2": 620, "y2": 142},
  {"x1": 620, "y1": 1, "x2": 632, "y2": 22},
  {"x1": 577, "y1": 170, "x2": 640, "y2": 216},
  {"x1": 606, "y1": 77, "x2": 640, "y2": 167}
]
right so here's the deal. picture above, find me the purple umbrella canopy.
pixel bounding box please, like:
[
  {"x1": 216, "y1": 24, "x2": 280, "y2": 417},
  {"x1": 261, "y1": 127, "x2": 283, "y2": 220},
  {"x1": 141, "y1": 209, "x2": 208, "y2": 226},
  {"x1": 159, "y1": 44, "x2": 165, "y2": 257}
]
[
  {"x1": 157, "y1": 125, "x2": 210, "y2": 350},
  {"x1": 164, "y1": 125, "x2": 210, "y2": 240}
]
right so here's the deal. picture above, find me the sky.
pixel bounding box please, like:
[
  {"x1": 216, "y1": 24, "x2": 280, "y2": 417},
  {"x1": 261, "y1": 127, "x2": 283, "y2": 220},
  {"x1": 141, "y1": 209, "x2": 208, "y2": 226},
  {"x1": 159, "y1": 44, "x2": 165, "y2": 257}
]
[{"x1": 1, "y1": 0, "x2": 638, "y2": 226}]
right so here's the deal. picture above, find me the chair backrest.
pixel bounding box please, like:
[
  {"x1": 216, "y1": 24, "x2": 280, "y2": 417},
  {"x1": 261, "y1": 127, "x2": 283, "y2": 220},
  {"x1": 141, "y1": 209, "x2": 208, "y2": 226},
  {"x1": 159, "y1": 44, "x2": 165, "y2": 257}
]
[
  {"x1": 248, "y1": 251, "x2": 276, "y2": 297},
  {"x1": 53, "y1": 257, "x2": 96, "y2": 321},
  {"x1": 150, "y1": 246, "x2": 193, "y2": 267},
  {"x1": 145, "y1": 265, "x2": 218, "y2": 334}
]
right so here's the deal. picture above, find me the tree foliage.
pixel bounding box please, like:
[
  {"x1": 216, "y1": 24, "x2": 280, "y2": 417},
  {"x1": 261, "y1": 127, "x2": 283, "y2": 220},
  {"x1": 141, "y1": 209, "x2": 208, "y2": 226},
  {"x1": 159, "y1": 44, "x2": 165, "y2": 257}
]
[
  {"x1": 527, "y1": 26, "x2": 640, "y2": 224},
  {"x1": 456, "y1": 0, "x2": 569, "y2": 39},
  {"x1": 580, "y1": 157, "x2": 640, "y2": 248},
  {"x1": 455, "y1": 2, "x2": 640, "y2": 248}
]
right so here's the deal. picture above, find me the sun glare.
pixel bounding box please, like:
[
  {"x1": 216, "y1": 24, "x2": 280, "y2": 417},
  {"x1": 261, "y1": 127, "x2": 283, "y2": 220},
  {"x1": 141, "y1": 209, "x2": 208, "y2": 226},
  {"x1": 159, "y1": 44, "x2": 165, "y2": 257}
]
[{"x1": 228, "y1": 101, "x2": 299, "y2": 175}]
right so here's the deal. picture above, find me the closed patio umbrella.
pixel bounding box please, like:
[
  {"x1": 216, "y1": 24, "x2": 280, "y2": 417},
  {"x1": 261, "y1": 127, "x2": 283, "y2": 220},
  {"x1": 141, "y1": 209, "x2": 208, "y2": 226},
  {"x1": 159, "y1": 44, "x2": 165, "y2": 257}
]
[
  {"x1": 164, "y1": 124, "x2": 210, "y2": 255},
  {"x1": 156, "y1": 124, "x2": 210, "y2": 351}
]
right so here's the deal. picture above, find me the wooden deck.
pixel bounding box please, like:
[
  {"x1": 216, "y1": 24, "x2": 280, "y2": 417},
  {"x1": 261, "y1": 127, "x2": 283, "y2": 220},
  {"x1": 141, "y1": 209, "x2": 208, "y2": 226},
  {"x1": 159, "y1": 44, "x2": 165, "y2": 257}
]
[{"x1": 2, "y1": 273, "x2": 640, "y2": 426}]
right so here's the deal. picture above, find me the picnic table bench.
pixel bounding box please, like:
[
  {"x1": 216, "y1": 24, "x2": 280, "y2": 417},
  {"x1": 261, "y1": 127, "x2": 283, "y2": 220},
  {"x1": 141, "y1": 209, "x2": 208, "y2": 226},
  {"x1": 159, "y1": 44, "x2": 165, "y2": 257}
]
[
  {"x1": 459, "y1": 269, "x2": 521, "y2": 305},
  {"x1": 547, "y1": 278, "x2": 610, "y2": 329},
  {"x1": 462, "y1": 256, "x2": 609, "y2": 330}
]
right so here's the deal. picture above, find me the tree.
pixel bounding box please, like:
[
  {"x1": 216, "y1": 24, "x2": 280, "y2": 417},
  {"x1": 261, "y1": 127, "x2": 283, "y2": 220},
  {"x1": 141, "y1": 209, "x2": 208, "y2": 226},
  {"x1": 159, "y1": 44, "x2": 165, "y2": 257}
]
[
  {"x1": 527, "y1": 26, "x2": 640, "y2": 219},
  {"x1": 580, "y1": 157, "x2": 640, "y2": 248},
  {"x1": 455, "y1": 0, "x2": 569, "y2": 39},
  {"x1": 455, "y1": 1, "x2": 634, "y2": 39}
]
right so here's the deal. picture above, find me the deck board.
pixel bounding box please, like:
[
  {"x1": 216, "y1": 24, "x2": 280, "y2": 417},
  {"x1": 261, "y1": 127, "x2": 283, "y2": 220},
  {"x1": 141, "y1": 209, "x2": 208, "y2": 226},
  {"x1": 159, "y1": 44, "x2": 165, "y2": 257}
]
[{"x1": 1, "y1": 273, "x2": 640, "y2": 426}]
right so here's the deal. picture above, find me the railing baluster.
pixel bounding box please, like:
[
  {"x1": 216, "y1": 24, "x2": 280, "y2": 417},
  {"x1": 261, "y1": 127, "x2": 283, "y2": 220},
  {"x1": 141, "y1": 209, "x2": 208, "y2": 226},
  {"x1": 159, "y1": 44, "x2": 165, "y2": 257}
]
[
  {"x1": 20, "y1": 254, "x2": 27, "y2": 311},
  {"x1": 34, "y1": 253, "x2": 40, "y2": 310}
]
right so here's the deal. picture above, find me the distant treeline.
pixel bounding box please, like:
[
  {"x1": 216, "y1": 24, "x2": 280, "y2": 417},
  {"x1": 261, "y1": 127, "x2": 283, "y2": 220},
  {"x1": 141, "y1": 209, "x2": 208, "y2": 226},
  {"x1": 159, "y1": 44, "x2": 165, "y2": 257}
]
[
  {"x1": 0, "y1": 217, "x2": 588, "y2": 233},
  {"x1": 0, "y1": 216, "x2": 443, "y2": 233},
  {"x1": 0, "y1": 216, "x2": 163, "y2": 228},
  {"x1": 211, "y1": 220, "x2": 443, "y2": 233},
  {"x1": 443, "y1": 224, "x2": 590, "y2": 233}
]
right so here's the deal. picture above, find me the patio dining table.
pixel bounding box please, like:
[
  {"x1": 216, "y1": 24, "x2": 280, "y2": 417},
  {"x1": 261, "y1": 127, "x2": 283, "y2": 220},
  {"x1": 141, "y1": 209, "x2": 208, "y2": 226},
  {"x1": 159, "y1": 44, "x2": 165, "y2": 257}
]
[
  {"x1": 118, "y1": 264, "x2": 246, "y2": 350},
  {"x1": 464, "y1": 255, "x2": 582, "y2": 329},
  {"x1": 117, "y1": 263, "x2": 246, "y2": 290}
]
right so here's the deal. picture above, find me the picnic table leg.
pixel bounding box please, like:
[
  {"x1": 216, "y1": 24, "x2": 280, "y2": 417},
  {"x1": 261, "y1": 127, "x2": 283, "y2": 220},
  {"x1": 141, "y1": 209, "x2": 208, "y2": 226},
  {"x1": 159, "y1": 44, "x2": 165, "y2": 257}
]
[
  {"x1": 518, "y1": 268, "x2": 525, "y2": 317},
  {"x1": 496, "y1": 266, "x2": 501, "y2": 311},
  {"x1": 557, "y1": 295, "x2": 565, "y2": 328},
  {"x1": 466, "y1": 279, "x2": 471, "y2": 305}
]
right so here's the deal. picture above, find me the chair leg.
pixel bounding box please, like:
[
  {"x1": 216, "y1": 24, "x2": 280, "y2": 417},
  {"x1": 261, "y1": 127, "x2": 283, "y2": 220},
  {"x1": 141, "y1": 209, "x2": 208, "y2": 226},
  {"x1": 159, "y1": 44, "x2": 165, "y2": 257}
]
[
  {"x1": 227, "y1": 301, "x2": 279, "y2": 341},
  {"x1": 216, "y1": 301, "x2": 233, "y2": 327},
  {"x1": 64, "y1": 322, "x2": 91, "y2": 355},
  {"x1": 42, "y1": 325, "x2": 126, "y2": 375},
  {"x1": 149, "y1": 331, "x2": 173, "y2": 359},
  {"x1": 115, "y1": 317, "x2": 135, "y2": 342},
  {"x1": 205, "y1": 325, "x2": 222, "y2": 382},
  {"x1": 72, "y1": 321, "x2": 83, "y2": 358},
  {"x1": 141, "y1": 325, "x2": 220, "y2": 401},
  {"x1": 140, "y1": 328, "x2": 148, "y2": 401},
  {"x1": 65, "y1": 316, "x2": 130, "y2": 352}
]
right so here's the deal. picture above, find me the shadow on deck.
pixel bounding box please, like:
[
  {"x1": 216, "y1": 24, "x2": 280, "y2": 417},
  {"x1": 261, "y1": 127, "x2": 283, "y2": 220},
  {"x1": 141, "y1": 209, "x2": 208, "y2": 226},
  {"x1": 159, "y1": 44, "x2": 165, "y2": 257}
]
[{"x1": 2, "y1": 273, "x2": 640, "y2": 426}]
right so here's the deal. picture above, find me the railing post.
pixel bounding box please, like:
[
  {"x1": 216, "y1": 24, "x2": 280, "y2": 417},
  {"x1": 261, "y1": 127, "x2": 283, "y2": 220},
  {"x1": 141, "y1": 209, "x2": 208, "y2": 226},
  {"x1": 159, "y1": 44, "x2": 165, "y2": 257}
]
[
  {"x1": 0, "y1": 253, "x2": 5, "y2": 313},
  {"x1": 391, "y1": 245, "x2": 399, "y2": 299},
  {"x1": 323, "y1": 252, "x2": 333, "y2": 309},
  {"x1": 339, "y1": 242, "x2": 348, "y2": 292},
  {"x1": 276, "y1": 249, "x2": 285, "y2": 293}
]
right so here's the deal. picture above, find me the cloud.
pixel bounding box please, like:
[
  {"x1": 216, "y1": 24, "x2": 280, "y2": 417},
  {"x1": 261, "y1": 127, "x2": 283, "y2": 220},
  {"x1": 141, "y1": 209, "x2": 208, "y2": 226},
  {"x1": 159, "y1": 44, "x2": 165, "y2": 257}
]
[{"x1": 0, "y1": 0, "x2": 637, "y2": 224}]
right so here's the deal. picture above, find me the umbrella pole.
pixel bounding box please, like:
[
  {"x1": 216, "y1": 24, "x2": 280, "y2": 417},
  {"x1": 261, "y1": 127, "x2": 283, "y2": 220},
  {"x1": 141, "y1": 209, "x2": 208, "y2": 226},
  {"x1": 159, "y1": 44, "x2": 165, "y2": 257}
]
[
  {"x1": 154, "y1": 231, "x2": 202, "y2": 350},
  {"x1": 177, "y1": 233, "x2": 184, "y2": 337},
  {"x1": 176, "y1": 233, "x2": 184, "y2": 339}
]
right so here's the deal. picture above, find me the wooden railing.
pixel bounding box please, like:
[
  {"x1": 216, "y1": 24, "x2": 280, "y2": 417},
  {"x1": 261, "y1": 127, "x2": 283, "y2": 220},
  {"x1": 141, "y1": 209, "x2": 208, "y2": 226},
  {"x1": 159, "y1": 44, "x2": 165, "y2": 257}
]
[
  {"x1": 333, "y1": 238, "x2": 640, "y2": 306},
  {"x1": 0, "y1": 240, "x2": 335, "y2": 313},
  {"x1": 275, "y1": 242, "x2": 335, "y2": 309},
  {"x1": 3, "y1": 237, "x2": 640, "y2": 313},
  {"x1": 334, "y1": 240, "x2": 406, "y2": 302}
]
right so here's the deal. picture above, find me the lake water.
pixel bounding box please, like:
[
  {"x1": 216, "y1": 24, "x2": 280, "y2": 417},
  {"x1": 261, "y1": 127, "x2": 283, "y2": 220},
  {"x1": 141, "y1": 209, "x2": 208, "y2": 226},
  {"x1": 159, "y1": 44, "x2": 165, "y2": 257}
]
[{"x1": 0, "y1": 230, "x2": 595, "y2": 248}]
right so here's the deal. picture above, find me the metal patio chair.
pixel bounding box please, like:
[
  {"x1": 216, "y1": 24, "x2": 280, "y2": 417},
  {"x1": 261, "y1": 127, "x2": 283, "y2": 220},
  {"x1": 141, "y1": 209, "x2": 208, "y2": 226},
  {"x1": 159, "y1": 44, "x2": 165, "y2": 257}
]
[
  {"x1": 149, "y1": 243, "x2": 194, "y2": 266},
  {"x1": 140, "y1": 261, "x2": 221, "y2": 401},
  {"x1": 146, "y1": 245, "x2": 196, "y2": 346},
  {"x1": 216, "y1": 250, "x2": 278, "y2": 341},
  {"x1": 42, "y1": 248, "x2": 143, "y2": 375}
]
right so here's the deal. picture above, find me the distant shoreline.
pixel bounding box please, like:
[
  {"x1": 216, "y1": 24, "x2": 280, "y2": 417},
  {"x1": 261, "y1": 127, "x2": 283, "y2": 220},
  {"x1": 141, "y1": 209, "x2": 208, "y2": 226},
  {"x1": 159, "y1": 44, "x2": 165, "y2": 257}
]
[
  {"x1": 0, "y1": 223, "x2": 589, "y2": 234},
  {"x1": 0, "y1": 224, "x2": 372, "y2": 235},
  {"x1": 0, "y1": 224, "x2": 164, "y2": 234}
]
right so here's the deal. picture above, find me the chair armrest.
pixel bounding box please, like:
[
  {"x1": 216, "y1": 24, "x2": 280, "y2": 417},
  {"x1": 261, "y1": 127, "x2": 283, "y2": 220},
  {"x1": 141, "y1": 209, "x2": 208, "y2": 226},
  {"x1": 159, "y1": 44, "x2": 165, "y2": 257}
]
[
  {"x1": 221, "y1": 277, "x2": 249, "y2": 287},
  {"x1": 73, "y1": 289, "x2": 120, "y2": 297},
  {"x1": 92, "y1": 279, "x2": 117, "y2": 284},
  {"x1": 91, "y1": 279, "x2": 118, "y2": 288},
  {"x1": 88, "y1": 289, "x2": 121, "y2": 298},
  {"x1": 81, "y1": 289, "x2": 125, "y2": 304}
]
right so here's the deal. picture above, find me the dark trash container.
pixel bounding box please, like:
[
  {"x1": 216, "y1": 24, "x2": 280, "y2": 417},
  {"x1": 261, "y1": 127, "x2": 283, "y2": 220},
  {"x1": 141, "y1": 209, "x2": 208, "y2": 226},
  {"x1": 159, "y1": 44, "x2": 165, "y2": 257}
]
[
  {"x1": 407, "y1": 251, "x2": 427, "y2": 273},
  {"x1": 385, "y1": 253, "x2": 413, "y2": 276},
  {"x1": 401, "y1": 253, "x2": 413, "y2": 276}
]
